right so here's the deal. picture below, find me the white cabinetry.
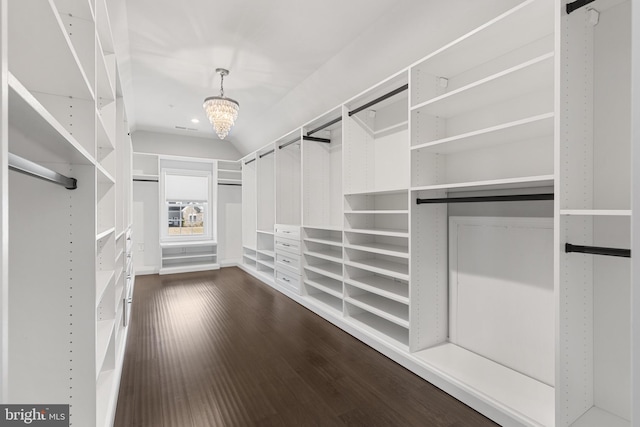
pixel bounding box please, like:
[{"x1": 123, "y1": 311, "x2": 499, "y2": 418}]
[
  {"x1": 237, "y1": 1, "x2": 636, "y2": 426},
  {"x1": 3, "y1": 0, "x2": 133, "y2": 424}
]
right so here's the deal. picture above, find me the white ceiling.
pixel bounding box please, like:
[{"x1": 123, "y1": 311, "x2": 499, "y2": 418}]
[{"x1": 109, "y1": 0, "x2": 522, "y2": 156}]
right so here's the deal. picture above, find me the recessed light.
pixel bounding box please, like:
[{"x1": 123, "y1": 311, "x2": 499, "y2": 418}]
[{"x1": 191, "y1": 118, "x2": 200, "y2": 124}]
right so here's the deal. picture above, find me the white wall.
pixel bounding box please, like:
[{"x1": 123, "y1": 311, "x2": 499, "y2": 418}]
[
  {"x1": 132, "y1": 130, "x2": 242, "y2": 160},
  {"x1": 233, "y1": 0, "x2": 521, "y2": 155},
  {"x1": 133, "y1": 180, "x2": 160, "y2": 275}
]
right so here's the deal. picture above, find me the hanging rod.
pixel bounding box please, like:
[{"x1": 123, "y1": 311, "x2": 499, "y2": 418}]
[
  {"x1": 348, "y1": 84, "x2": 409, "y2": 117},
  {"x1": 244, "y1": 158, "x2": 256, "y2": 165},
  {"x1": 307, "y1": 116, "x2": 342, "y2": 136},
  {"x1": 218, "y1": 182, "x2": 242, "y2": 186},
  {"x1": 566, "y1": 0, "x2": 595, "y2": 14},
  {"x1": 259, "y1": 149, "x2": 275, "y2": 158},
  {"x1": 278, "y1": 137, "x2": 300, "y2": 150},
  {"x1": 133, "y1": 178, "x2": 159, "y2": 183},
  {"x1": 9, "y1": 152, "x2": 77, "y2": 190},
  {"x1": 303, "y1": 136, "x2": 331, "y2": 143},
  {"x1": 565, "y1": 243, "x2": 630, "y2": 258},
  {"x1": 416, "y1": 193, "x2": 554, "y2": 205}
]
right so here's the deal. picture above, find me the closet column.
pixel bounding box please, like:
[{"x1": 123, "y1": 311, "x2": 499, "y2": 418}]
[{"x1": 632, "y1": 0, "x2": 640, "y2": 420}]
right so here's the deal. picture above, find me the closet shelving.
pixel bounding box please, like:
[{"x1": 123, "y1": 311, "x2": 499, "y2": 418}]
[
  {"x1": 5, "y1": 0, "x2": 133, "y2": 425},
  {"x1": 276, "y1": 129, "x2": 302, "y2": 226},
  {"x1": 132, "y1": 152, "x2": 160, "y2": 180},
  {"x1": 160, "y1": 241, "x2": 218, "y2": 273},
  {"x1": 273, "y1": 225, "x2": 301, "y2": 294},
  {"x1": 237, "y1": 0, "x2": 636, "y2": 426},
  {"x1": 217, "y1": 159, "x2": 242, "y2": 185},
  {"x1": 241, "y1": 153, "x2": 258, "y2": 271},
  {"x1": 257, "y1": 144, "x2": 276, "y2": 233},
  {"x1": 256, "y1": 231, "x2": 275, "y2": 278},
  {"x1": 558, "y1": 1, "x2": 632, "y2": 426},
  {"x1": 343, "y1": 70, "x2": 411, "y2": 347}
]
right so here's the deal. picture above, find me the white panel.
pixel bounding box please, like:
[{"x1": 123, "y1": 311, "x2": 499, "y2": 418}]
[
  {"x1": 449, "y1": 216, "x2": 554, "y2": 386},
  {"x1": 165, "y1": 173, "x2": 209, "y2": 201},
  {"x1": 132, "y1": 181, "x2": 159, "y2": 273}
]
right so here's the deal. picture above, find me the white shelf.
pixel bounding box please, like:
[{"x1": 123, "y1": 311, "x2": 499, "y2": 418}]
[
  {"x1": 412, "y1": 52, "x2": 554, "y2": 117},
  {"x1": 97, "y1": 163, "x2": 116, "y2": 184},
  {"x1": 344, "y1": 259, "x2": 409, "y2": 281},
  {"x1": 160, "y1": 240, "x2": 217, "y2": 248},
  {"x1": 348, "y1": 311, "x2": 409, "y2": 351},
  {"x1": 162, "y1": 253, "x2": 216, "y2": 261},
  {"x1": 411, "y1": 112, "x2": 554, "y2": 154},
  {"x1": 8, "y1": 73, "x2": 94, "y2": 164},
  {"x1": 96, "y1": 227, "x2": 116, "y2": 241},
  {"x1": 375, "y1": 120, "x2": 408, "y2": 136},
  {"x1": 160, "y1": 262, "x2": 219, "y2": 274},
  {"x1": 243, "y1": 253, "x2": 257, "y2": 262},
  {"x1": 257, "y1": 230, "x2": 274, "y2": 235},
  {"x1": 345, "y1": 188, "x2": 408, "y2": 197},
  {"x1": 344, "y1": 242, "x2": 409, "y2": 259},
  {"x1": 344, "y1": 276, "x2": 409, "y2": 305},
  {"x1": 345, "y1": 228, "x2": 408, "y2": 238},
  {"x1": 410, "y1": 0, "x2": 553, "y2": 85},
  {"x1": 96, "y1": 368, "x2": 117, "y2": 427},
  {"x1": 96, "y1": 270, "x2": 115, "y2": 307},
  {"x1": 344, "y1": 210, "x2": 408, "y2": 214},
  {"x1": 571, "y1": 407, "x2": 629, "y2": 427},
  {"x1": 412, "y1": 175, "x2": 554, "y2": 193},
  {"x1": 304, "y1": 278, "x2": 343, "y2": 299},
  {"x1": 412, "y1": 343, "x2": 554, "y2": 427},
  {"x1": 96, "y1": 319, "x2": 115, "y2": 377},
  {"x1": 257, "y1": 259, "x2": 275, "y2": 269},
  {"x1": 560, "y1": 209, "x2": 632, "y2": 217},
  {"x1": 304, "y1": 263, "x2": 343, "y2": 282},
  {"x1": 304, "y1": 250, "x2": 342, "y2": 264},
  {"x1": 306, "y1": 292, "x2": 343, "y2": 316},
  {"x1": 303, "y1": 236, "x2": 343, "y2": 247},
  {"x1": 345, "y1": 294, "x2": 409, "y2": 328},
  {"x1": 258, "y1": 250, "x2": 275, "y2": 259},
  {"x1": 9, "y1": 0, "x2": 94, "y2": 100}
]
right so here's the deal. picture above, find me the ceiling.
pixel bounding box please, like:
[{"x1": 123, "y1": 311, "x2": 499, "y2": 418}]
[{"x1": 109, "y1": 0, "x2": 522, "y2": 156}]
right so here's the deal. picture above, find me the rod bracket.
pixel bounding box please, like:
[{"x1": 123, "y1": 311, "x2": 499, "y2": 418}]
[{"x1": 566, "y1": 0, "x2": 596, "y2": 14}]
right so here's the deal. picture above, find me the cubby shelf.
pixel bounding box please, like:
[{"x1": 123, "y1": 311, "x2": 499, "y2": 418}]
[
  {"x1": 347, "y1": 311, "x2": 409, "y2": 351},
  {"x1": 412, "y1": 53, "x2": 554, "y2": 117},
  {"x1": 344, "y1": 228, "x2": 408, "y2": 238},
  {"x1": 257, "y1": 259, "x2": 275, "y2": 269},
  {"x1": 344, "y1": 276, "x2": 409, "y2": 305},
  {"x1": 343, "y1": 242, "x2": 408, "y2": 258},
  {"x1": 303, "y1": 250, "x2": 342, "y2": 264},
  {"x1": 96, "y1": 270, "x2": 115, "y2": 307},
  {"x1": 304, "y1": 264, "x2": 343, "y2": 282},
  {"x1": 96, "y1": 319, "x2": 116, "y2": 378},
  {"x1": 303, "y1": 236, "x2": 343, "y2": 247},
  {"x1": 560, "y1": 209, "x2": 632, "y2": 217},
  {"x1": 344, "y1": 259, "x2": 408, "y2": 281},
  {"x1": 411, "y1": 112, "x2": 554, "y2": 153},
  {"x1": 306, "y1": 292, "x2": 343, "y2": 315},
  {"x1": 345, "y1": 294, "x2": 409, "y2": 328},
  {"x1": 304, "y1": 278, "x2": 343, "y2": 299}
]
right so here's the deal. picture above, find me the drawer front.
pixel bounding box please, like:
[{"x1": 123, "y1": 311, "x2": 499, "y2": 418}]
[
  {"x1": 276, "y1": 251, "x2": 300, "y2": 274},
  {"x1": 275, "y1": 224, "x2": 300, "y2": 240},
  {"x1": 276, "y1": 270, "x2": 300, "y2": 294},
  {"x1": 275, "y1": 236, "x2": 300, "y2": 255}
]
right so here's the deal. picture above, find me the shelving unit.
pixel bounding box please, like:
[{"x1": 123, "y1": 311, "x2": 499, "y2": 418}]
[
  {"x1": 160, "y1": 240, "x2": 218, "y2": 274},
  {"x1": 235, "y1": 1, "x2": 636, "y2": 426},
  {"x1": 257, "y1": 144, "x2": 275, "y2": 233},
  {"x1": 217, "y1": 159, "x2": 242, "y2": 185},
  {"x1": 344, "y1": 72, "x2": 409, "y2": 195},
  {"x1": 257, "y1": 230, "x2": 275, "y2": 278},
  {"x1": 132, "y1": 152, "x2": 159, "y2": 181},
  {"x1": 3, "y1": 0, "x2": 133, "y2": 425}
]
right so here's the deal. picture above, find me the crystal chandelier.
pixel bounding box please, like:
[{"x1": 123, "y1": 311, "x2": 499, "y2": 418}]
[{"x1": 203, "y1": 68, "x2": 239, "y2": 139}]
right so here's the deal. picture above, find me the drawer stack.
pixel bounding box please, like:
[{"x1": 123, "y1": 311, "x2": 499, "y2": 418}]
[{"x1": 274, "y1": 224, "x2": 301, "y2": 294}]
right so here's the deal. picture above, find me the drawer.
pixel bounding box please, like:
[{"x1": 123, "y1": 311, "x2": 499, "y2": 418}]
[
  {"x1": 276, "y1": 251, "x2": 300, "y2": 274},
  {"x1": 275, "y1": 236, "x2": 300, "y2": 254},
  {"x1": 276, "y1": 270, "x2": 300, "y2": 294},
  {"x1": 275, "y1": 224, "x2": 300, "y2": 239}
]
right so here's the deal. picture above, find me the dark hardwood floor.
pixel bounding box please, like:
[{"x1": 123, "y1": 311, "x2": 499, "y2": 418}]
[{"x1": 113, "y1": 267, "x2": 498, "y2": 427}]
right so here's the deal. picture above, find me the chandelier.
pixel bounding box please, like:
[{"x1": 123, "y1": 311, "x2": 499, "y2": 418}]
[{"x1": 203, "y1": 68, "x2": 239, "y2": 139}]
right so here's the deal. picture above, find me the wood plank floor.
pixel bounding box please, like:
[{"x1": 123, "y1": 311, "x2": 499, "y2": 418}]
[{"x1": 113, "y1": 267, "x2": 498, "y2": 427}]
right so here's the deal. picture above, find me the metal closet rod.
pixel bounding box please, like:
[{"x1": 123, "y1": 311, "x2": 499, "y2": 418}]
[
  {"x1": 278, "y1": 137, "x2": 300, "y2": 150},
  {"x1": 303, "y1": 136, "x2": 331, "y2": 143},
  {"x1": 416, "y1": 193, "x2": 554, "y2": 205},
  {"x1": 306, "y1": 116, "x2": 342, "y2": 136},
  {"x1": 133, "y1": 178, "x2": 159, "y2": 183},
  {"x1": 566, "y1": 0, "x2": 595, "y2": 14},
  {"x1": 259, "y1": 149, "x2": 275, "y2": 158},
  {"x1": 348, "y1": 84, "x2": 409, "y2": 117},
  {"x1": 565, "y1": 243, "x2": 631, "y2": 258},
  {"x1": 9, "y1": 152, "x2": 77, "y2": 190},
  {"x1": 244, "y1": 158, "x2": 256, "y2": 165}
]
